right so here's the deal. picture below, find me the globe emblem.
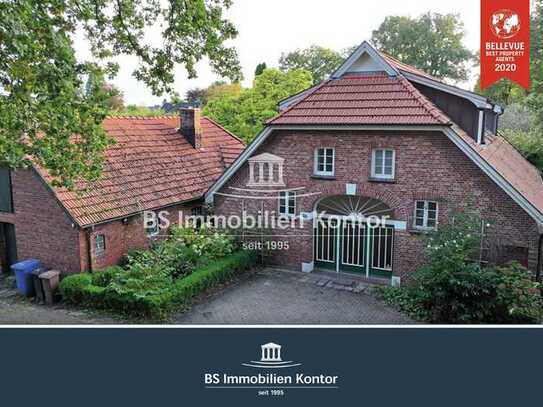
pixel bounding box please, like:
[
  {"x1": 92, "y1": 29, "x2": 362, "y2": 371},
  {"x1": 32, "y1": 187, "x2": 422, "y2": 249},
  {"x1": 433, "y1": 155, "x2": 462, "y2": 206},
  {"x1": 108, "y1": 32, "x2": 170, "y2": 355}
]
[{"x1": 490, "y1": 9, "x2": 521, "y2": 39}]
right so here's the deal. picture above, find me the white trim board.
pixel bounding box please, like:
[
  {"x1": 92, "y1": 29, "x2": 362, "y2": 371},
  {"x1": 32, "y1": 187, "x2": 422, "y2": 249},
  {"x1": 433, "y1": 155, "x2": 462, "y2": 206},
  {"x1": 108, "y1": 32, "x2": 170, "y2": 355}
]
[
  {"x1": 331, "y1": 41, "x2": 399, "y2": 78},
  {"x1": 205, "y1": 124, "x2": 543, "y2": 226}
]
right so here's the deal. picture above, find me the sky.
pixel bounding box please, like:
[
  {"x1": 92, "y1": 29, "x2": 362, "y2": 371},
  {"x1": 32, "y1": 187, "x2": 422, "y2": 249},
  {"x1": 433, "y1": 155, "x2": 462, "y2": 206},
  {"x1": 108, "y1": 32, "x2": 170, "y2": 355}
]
[{"x1": 74, "y1": 0, "x2": 482, "y2": 106}]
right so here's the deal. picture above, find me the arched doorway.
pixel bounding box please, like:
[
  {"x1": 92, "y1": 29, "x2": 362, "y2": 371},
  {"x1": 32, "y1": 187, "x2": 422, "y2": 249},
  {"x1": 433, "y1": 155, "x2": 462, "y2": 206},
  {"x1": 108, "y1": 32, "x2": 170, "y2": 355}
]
[{"x1": 314, "y1": 195, "x2": 396, "y2": 278}]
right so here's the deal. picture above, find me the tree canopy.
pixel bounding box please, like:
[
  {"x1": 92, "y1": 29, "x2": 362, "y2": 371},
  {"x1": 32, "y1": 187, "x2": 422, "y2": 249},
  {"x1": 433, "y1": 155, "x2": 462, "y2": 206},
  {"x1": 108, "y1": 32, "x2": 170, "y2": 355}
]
[
  {"x1": 279, "y1": 45, "x2": 347, "y2": 84},
  {"x1": 371, "y1": 12, "x2": 473, "y2": 81},
  {"x1": 203, "y1": 68, "x2": 313, "y2": 142},
  {"x1": 0, "y1": 0, "x2": 241, "y2": 187}
]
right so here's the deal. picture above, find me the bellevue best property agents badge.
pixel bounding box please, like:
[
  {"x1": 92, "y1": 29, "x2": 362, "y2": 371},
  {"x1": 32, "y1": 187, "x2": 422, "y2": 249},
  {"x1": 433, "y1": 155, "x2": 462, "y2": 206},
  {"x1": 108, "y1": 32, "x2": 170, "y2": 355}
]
[{"x1": 480, "y1": 0, "x2": 530, "y2": 89}]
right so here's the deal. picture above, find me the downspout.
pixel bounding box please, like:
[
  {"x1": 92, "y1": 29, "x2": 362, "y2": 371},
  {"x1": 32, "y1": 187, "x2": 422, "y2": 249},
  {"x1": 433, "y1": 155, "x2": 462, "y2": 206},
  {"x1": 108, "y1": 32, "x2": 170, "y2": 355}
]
[{"x1": 85, "y1": 228, "x2": 94, "y2": 273}]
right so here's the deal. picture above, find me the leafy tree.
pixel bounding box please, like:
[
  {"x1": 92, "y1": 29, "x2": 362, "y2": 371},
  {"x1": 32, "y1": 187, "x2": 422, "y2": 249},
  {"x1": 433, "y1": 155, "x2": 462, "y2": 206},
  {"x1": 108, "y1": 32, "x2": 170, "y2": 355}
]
[
  {"x1": 526, "y1": 0, "x2": 543, "y2": 125},
  {"x1": 371, "y1": 12, "x2": 474, "y2": 81},
  {"x1": 204, "y1": 68, "x2": 313, "y2": 142},
  {"x1": 279, "y1": 45, "x2": 344, "y2": 84},
  {"x1": 0, "y1": 0, "x2": 241, "y2": 188},
  {"x1": 85, "y1": 72, "x2": 125, "y2": 112},
  {"x1": 474, "y1": 78, "x2": 526, "y2": 106},
  {"x1": 206, "y1": 81, "x2": 242, "y2": 103},
  {"x1": 255, "y1": 63, "x2": 267, "y2": 77},
  {"x1": 112, "y1": 105, "x2": 167, "y2": 117},
  {"x1": 185, "y1": 87, "x2": 209, "y2": 107}
]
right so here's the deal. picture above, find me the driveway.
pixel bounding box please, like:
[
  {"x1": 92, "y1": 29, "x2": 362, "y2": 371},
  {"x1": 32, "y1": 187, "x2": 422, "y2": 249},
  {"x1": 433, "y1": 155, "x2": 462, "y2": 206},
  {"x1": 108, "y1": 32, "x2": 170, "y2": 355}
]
[
  {"x1": 0, "y1": 274, "x2": 119, "y2": 325},
  {"x1": 174, "y1": 268, "x2": 413, "y2": 324}
]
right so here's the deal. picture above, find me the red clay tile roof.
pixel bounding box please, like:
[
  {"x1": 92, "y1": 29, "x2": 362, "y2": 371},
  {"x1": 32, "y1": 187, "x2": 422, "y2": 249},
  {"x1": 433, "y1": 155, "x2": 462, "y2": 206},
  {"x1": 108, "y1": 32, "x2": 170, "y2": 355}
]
[
  {"x1": 37, "y1": 116, "x2": 244, "y2": 226},
  {"x1": 452, "y1": 125, "x2": 543, "y2": 217},
  {"x1": 267, "y1": 72, "x2": 451, "y2": 126}
]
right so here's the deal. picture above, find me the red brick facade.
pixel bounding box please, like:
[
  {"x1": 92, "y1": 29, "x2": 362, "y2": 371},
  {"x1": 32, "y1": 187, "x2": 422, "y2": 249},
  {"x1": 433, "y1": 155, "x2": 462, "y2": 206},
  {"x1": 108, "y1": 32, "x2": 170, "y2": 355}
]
[
  {"x1": 213, "y1": 130, "x2": 540, "y2": 279},
  {"x1": 0, "y1": 169, "x2": 82, "y2": 274},
  {"x1": 0, "y1": 168, "x2": 201, "y2": 275}
]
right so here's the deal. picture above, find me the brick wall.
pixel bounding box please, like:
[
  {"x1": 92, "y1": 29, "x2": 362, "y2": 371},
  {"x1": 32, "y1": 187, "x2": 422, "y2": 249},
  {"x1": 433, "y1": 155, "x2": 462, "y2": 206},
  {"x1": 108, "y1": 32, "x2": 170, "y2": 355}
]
[
  {"x1": 213, "y1": 130, "x2": 540, "y2": 278},
  {"x1": 83, "y1": 201, "x2": 202, "y2": 271},
  {"x1": 0, "y1": 169, "x2": 82, "y2": 274},
  {"x1": 0, "y1": 168, "x2": 204, "y2": 274}
]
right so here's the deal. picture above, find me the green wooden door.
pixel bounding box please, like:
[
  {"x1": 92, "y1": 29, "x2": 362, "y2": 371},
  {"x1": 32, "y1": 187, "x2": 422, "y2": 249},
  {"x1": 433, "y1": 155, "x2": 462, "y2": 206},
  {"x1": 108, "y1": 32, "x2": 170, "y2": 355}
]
[
  {"x1": 367, "y1": 225, "x2": 394, "y2": 278},
  {"x1": 314, "y1": 219, "x2": 338, "y2": 271},
  {"x1": 339, "y1": 221, "x2": 366, "y2": 273}
]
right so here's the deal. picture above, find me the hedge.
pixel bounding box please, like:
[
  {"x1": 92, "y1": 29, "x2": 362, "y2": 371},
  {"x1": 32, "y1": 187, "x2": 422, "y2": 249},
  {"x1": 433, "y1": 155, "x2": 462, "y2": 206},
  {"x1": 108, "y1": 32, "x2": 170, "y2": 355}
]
[{"x1": 60, "y1": 250, "x2": 257, "y2": 320}]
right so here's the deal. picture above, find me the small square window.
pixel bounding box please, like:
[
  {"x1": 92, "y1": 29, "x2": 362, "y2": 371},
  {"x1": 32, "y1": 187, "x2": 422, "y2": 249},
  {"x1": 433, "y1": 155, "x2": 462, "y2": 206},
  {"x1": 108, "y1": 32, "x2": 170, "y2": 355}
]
[
  {"x1": 279, "y1": 191, "x2": 296, "y2": 216},
  {"x1": 413, "y1": 201, "x2": 438, "y2": 230},
  {"x1": 371, "y1": 149, "x2": 395, "y2": 179},
  {"x1": 314, "y1": 148, "x2": 335, "y2": 176},
  {"x1": 94, "y1": 234, "x2": 106, "y2": 253}
]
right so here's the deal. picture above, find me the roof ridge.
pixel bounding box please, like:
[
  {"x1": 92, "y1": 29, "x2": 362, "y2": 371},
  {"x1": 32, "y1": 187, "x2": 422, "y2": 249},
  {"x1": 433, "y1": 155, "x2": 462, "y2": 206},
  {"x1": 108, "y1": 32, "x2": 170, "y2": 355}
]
[{"x1": 397, "y1": 76, "x2": 451, "y2": 125}]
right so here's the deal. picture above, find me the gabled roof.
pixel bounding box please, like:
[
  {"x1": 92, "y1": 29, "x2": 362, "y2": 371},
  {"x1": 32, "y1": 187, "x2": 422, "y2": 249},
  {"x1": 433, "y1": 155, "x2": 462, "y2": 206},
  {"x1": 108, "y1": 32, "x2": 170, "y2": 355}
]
[
  {"x1": 37, "y1": 116, "x2": 244, "y2": 227},
  {"x1": 206, "y1": 41, "x2": 543, "y2": 226},
  {"x1": 268, "y1": 72, "x2": 450, "y2": 126}
]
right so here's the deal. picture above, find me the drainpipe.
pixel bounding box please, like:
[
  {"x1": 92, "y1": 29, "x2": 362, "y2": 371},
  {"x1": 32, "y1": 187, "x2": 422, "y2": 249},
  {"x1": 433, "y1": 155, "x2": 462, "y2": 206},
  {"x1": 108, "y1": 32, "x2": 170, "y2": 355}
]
[
  {"x1": 536, "y1": 234, "x2": 543, "y2": 282},
  {"x1": 86, "y1": 229, "x2": 94, "y2": 273}
]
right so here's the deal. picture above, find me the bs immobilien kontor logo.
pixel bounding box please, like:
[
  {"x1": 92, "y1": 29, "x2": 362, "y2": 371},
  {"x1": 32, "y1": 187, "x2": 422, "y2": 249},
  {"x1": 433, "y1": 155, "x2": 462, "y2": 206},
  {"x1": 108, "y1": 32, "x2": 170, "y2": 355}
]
[{"x1": 204, "y1": 342, "x2": 340, "y2": 397}]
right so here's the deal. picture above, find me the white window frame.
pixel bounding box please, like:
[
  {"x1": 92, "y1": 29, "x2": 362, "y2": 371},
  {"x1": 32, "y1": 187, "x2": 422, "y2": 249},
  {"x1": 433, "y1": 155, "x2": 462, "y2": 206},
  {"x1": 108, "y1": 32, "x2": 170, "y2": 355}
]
[
  {"x1": 413, "y1": 200, "x2": 439, "y2": 230},
  {"x1": 94, "y1": 234, "x2": 106, "y2": 254},
  {"x1": 278, "y1": 191, "x2": 296, "y2": 216},
  {"x1": 313, "y1": 148, "x2": 335, "y2": 176},
  {"x1": 371, "y1": 148, "x2": 395, "y2": 180}
]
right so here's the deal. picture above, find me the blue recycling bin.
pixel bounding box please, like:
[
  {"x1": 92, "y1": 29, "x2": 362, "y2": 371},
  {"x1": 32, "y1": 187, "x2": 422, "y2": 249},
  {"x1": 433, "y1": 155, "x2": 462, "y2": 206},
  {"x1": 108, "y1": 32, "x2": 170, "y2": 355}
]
[{"x1": 11, "y1": 259, "x2": 42, "y2": 297}]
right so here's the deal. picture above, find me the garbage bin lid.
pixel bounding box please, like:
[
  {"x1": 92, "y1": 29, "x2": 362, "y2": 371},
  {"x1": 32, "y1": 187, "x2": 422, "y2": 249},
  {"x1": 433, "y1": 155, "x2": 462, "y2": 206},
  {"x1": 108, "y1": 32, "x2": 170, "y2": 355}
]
[
  {"x1": 39, "y1": 270, "x2": 61, "y2": 279},
  {"x1": 31, "y1": 268, "x2": 46, "y2": 276},
  {"x1": 11, "y1": 259, "x2": 41, "y2": 272}
]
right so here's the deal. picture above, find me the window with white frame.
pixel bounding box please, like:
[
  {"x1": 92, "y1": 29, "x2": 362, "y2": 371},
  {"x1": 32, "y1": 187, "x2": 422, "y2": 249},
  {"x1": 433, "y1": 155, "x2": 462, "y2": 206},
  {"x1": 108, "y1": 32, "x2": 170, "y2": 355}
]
[
  {"x1": 94, "y1": 234, "x2": 106, "y2": 254},
  {"x1": 414, "y1": 201, "x2": 438, "y2": 230},
  {"x1": 314, "y1": 148, "x2": 335, "y2": 176},
  {"x1": 371, "y1": 149, "x2": 395, "y2": 179},
  {"x1": 278, "y1": 191, "x2": 296, "y2": 216}
]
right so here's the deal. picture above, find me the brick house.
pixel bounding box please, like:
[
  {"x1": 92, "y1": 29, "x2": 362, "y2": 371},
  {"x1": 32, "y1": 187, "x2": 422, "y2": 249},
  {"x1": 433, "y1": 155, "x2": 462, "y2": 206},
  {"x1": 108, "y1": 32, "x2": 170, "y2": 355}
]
[
  {"x1": 205, "y1": 41, "x2": 543, "y2": 284},
  {"x1": 0, "y1": 109, "x2": 244, "y2": 275}
]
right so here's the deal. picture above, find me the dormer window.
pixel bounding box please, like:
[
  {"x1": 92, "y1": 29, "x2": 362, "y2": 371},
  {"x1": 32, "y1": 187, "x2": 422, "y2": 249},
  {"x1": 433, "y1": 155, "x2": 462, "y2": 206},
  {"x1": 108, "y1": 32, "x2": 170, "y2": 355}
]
[
  {"x1": 371, "y1": 149, "x2": 395, "y2": 180},
  {"x1": 314, "y1": 148, "x2": 335, "y2": 176}
]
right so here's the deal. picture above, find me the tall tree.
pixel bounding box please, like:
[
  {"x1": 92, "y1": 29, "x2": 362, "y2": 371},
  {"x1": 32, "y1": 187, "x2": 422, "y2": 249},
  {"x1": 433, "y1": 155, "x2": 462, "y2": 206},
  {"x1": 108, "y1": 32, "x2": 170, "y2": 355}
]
[
  {"x1": 0, "y1": 0, "x2": 241, "y2": 188},
  {"x1": 526, "y1": 0, "x2": 543, "y2": 125},
  {"x1": 279, "y1": 45, "x2": 344, "y2": 84},
  {"x1": 371, "y1": 12, "x2": 474, "y2": 81},
  {"x1": 255, "y1": 63, "x2": 267, "y2": 77},
  {"x1": 204, "y1": 69, "x2": 313, "y2": 142},
  {"x1": 185, "y1": 87, "x2": 209, "y2": 107}
]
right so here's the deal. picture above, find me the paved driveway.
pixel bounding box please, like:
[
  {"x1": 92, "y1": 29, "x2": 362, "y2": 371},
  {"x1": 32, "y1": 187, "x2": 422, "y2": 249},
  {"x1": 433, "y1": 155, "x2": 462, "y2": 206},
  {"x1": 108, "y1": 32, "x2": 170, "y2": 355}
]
[{"x1": 174, "y1": 268, "x2": 413, "y2": 324}]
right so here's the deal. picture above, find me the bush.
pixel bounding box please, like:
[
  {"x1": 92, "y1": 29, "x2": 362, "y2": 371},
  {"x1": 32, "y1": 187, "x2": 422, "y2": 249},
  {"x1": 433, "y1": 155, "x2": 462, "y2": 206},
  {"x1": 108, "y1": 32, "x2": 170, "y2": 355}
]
[
  {"x1": 376, "y1": 211, "x2": 543, "y2": 324},
  {"x1": 60, "y1": 250, "x2": 257, "y2": 319}
]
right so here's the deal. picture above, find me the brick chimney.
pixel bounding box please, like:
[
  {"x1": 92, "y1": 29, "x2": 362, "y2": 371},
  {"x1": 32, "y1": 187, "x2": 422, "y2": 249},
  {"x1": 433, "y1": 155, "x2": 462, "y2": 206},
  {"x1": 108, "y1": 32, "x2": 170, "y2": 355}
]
[{"x1": 180, "y1": 108, "x2": 202, "y2": 149}]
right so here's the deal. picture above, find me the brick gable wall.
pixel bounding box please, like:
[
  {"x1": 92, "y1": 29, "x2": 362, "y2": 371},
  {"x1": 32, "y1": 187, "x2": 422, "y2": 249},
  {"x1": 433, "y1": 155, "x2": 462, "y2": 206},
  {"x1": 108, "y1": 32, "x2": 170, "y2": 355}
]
[
  {"x1": 213, "y1": 130, "x2": 539, "y2": 278},
  {"x1": 0, "y1": 169, "x2": 82, "y2": 274}
]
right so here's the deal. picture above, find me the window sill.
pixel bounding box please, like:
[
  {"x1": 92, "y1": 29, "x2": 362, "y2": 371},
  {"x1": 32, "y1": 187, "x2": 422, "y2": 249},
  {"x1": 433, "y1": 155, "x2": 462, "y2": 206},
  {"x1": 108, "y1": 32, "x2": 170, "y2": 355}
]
[
  {"x1": 408, "y1": 228, "x2": 437, "y2": 235},
  {"x1": 368, "y1": 177, "x2": 396, "y2": 184},
  {"x1": 311, "y1": 174, "x2": 336, "y2": 180}
]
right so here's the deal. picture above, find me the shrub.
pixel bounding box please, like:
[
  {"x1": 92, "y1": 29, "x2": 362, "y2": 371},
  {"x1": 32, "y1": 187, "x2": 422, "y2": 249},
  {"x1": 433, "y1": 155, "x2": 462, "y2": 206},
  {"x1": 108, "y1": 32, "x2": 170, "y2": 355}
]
[
  {"x1": 493, "y1": 262, "x2": 543, "y2": 323},
  {"x1": 376, "y1": 211, "x2": 543, "y2": 324},
  {"x1": 60, "y1": 250, "x2": 257, "y2": 319}
]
